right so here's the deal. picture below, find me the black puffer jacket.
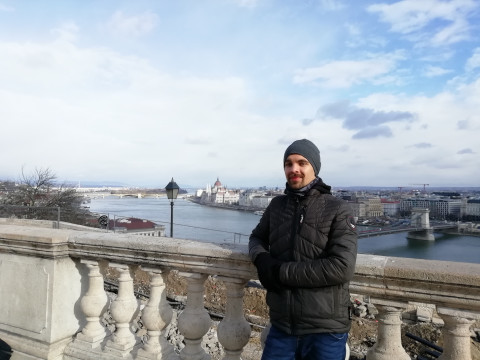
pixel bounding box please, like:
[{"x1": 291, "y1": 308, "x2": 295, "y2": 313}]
[{"x1": 249, "y1": 180, "x2": 357, "y2": 335}]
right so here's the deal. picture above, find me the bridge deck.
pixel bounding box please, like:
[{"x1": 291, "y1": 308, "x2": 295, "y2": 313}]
[{"x1": 358, "y1": 224, "x2": 456, "y2": 238}]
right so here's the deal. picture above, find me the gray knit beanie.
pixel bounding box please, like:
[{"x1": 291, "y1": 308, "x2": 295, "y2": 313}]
[{"x1": 283, "y1": 139, "x2": 321, "y2": 175}]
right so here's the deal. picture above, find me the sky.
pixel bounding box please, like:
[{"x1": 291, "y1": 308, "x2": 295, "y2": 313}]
[{"x1": 1, "y1": 0, "x2": 479, "y2": 189}]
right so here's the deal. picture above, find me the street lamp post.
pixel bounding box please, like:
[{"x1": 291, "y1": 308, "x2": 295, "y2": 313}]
[{"x1": 165, "y1": 177, "x2": 180, "y2": 237}]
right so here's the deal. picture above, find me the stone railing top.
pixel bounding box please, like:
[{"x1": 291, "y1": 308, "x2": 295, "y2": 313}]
[
  {"x1": 1, "y1": 221, "x2": 480, "y2": 314},
  {"x1": 0, "y1": 223, "x2": 257, "y2": 279},
  {"x1": 68, "y1": 229, "x2": 256, "y2": 279},
  {"x1": 352, "y1": 254, "x2": 480, "y2": 314},
  {"x1": 0, "y1": 217, "x2": 105, "y2": 231},
  {"x1": 355, "y1": 254, "x2": 480, "y2": 286},
  {"x1": 0, "y1": 224, "x2": 73, "y2": 258}
]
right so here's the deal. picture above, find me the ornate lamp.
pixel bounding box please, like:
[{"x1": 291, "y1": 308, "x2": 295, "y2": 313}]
[{"x1": 165, "y1": 178, "x2": 180, "y2": 237}]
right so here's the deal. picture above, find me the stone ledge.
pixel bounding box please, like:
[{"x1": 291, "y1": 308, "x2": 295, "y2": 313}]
[
  {"x1": 352, "y1": 254, "x2": 480, "y2": 313},
  {"x1": 68, "y1": 231, "x2": 257, "y2": 279},
  {"x1": 0, "y1": 225, "x2": 71, "y2": 258}
]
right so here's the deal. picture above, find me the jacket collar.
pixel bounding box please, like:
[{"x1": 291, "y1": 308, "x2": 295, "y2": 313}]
[{"x1": 284, "y1": 177, "x2": 331, "y2": 197}]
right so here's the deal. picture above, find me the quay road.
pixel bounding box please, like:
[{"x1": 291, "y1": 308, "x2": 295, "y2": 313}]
[{"x1": 358, "y1": 224, "x2": 457, "y2": 238}]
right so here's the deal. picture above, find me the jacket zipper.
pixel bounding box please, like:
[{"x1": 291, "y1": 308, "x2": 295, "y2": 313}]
[
  {"x1": 299, "y1": 205, "x2": 307, "y2": 232},
  {"x1": 288, "y1": 196, "x2": 303, "y2": 334}
]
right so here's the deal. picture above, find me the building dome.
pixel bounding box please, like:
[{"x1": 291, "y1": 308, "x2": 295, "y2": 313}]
[{"x1": 214, "y1": 177, "x2": 222, "y2": 187}]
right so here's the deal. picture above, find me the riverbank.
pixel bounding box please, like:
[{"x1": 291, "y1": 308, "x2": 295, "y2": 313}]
[
  {"x1": 438, "y1": 230, "x2": 480, "y2": 237},
  {"x1": 188, "y1": 197, "x2": 264, "y2": 213}
]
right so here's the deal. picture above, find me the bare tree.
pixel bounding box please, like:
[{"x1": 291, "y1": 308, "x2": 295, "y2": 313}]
[
  {"x1": 1, "y1": 167, "x2": 89, "y2": 224},
  {"x1": 13, "y1": 167, "x2": 56, "y2": 206}
]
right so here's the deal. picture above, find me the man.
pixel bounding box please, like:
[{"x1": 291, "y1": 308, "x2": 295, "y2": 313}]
[{"x1": 249, "y1": 139, "x2": 357, "y2": 360}]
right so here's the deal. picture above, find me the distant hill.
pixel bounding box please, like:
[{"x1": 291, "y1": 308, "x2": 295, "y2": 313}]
[{"x1": 62, "y1": 180, "x2": 130, "y2": 188}]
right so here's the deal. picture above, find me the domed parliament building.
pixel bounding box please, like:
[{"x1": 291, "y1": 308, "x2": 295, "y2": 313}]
[{"x1": 196, "y1": 177, "x2": 240, "y2": 205}]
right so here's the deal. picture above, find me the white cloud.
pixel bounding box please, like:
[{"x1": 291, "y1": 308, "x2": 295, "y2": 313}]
[
  {"x1": 293, "y1": 52, "x2": 404, "y2": 88},
  {"x1": 350, "y1": 81, "x2": 480, "y2": 184},
  {"x1": 0, "y1": 34, "x2": 154, "y2": 96},
  {"x1": 107, "y1": 10, "x2": 159, "y2": 36},
  {"x1": 367, "y1": 0, "x2": 477, "y2": 46},
  {"x1": 465, "y1": 47, "x2": 480, "y2": 72},
  {"x1": 0, "y1": 30, "x2": 299, "y2": 186},
  {"x1": 430, "y1": 17, "x2": 470, "y2": 46},
  {"x1": 423, "y1": 65, "x2": 452, "y2": 78},
  {"x1": 51, "y1": 22, "x2": 79, "y2": 43}
]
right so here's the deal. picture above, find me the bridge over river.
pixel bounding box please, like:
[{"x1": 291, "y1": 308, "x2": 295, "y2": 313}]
[
  {"x1": 358, "y1": 223, "x2": 457, "y2": 238},
  {"x1": 358, "y1": 208, "x2": 458, "y2": 241}
]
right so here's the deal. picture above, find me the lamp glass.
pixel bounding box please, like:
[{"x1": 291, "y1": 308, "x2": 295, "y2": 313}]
[{"x1": 165, "y1": 178, "x2": 180, "y2": 200}]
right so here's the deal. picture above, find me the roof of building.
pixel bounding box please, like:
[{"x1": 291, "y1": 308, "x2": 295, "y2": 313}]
[
  {"x1": 381, "y1": 199, "x2": 400, "y2": 204},
  {"x1": 109, "y1": 217, "x2": 157, "y2": 230}
]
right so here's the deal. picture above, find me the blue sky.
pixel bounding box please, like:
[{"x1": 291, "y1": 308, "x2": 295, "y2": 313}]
[{"x1": 1, "y1": 0, "x2": 479, "y2": 189}]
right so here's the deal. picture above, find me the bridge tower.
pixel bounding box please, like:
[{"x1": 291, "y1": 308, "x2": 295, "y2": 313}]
[{"x1": 407, "y1": 208, "x2": 435, "y2": 241}]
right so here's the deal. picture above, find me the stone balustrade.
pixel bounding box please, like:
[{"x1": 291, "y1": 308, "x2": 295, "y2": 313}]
[{"x1": 0, "y1": 221, "x2": 479, "y2": 360}]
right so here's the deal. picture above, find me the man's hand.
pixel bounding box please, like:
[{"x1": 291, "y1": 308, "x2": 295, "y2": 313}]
[{"x1": 254, "y1": 253, "x2": 283, "y2": 292}]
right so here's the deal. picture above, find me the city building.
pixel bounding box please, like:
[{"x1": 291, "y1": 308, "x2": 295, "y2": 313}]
[
  {"x1": 382, "y1": 199, "x2": 400, "y2": 217},
  {"x1": 400, "y1": 196, "x2": 462, "y2": 219},
  {"x1": 465, "y1": 199, "x2": 480, "y2": 218},
  {"x1": 348, "y1": 201, "x2": 366, "y2": 219},
  {"x1": 353, "y1": 197, "x2": 384, "y2": 218},
  {"x1": 197, "y1": 178, "x2": 240, "y2": 205},
  {"x1": 366, "y1": 197, "x2": 384, "y2": 217},
  {"x1": 239, "y1": 189, "x2": 277, "y2": 209}
]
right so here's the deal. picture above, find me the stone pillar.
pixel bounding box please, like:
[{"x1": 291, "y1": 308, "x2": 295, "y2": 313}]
[
  {"x1": 216, "y1": 277, "x2": 251, "y2": 360},
  {"x1": 76, "y1": 260, "x2": 110, "y2": 347},
  {"x1": 366, "y1": 300, "x2": 410, "y2": 360},
  {"x1": 437, "y1": 307, "x2": 479, "y2": 360},
  {"x1": 177, "y1": 272, "x2": 212, "y2": 360},
  {"x1": 0, "y1": 232, "x2": 86, "y2": 360},
  {"x1": 137, "y1": 267, "x2": 177, "y2": 360},
  {"x1": 104, "y1": 263, "x2": 140, "y2": 357},
  {"x1": 408, "y1": 208, "x2": 435, "y2": 240}
]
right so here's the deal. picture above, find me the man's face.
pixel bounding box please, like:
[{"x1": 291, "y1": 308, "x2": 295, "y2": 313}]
[{"x1": 284, "y1": 154, "x2": 316, "y2": 189}]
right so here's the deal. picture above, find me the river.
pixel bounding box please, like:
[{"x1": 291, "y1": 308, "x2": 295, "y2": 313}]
[{"x1": 87, "y1": 196, "x2": 480, "y2": 264}]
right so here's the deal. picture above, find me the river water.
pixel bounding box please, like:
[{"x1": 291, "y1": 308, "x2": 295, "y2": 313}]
[{"x1": 87, "y1": 196, "x2": 480, "y2": 264}]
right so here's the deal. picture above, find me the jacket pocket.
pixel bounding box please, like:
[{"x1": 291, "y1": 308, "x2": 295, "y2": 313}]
[{"x1": 298, "y1": 287, "x2": 335, "y2": 319}]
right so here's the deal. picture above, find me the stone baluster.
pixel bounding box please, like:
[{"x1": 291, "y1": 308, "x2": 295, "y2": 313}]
[
  {"x1": 76, "y1": 259, "x2": 110, "y2": 347},
  {"x1": 366, "y1": 300, "x2": 410, "y2": 360},
  {"x1": 437, "y1": 307, "x2": 479, "y2": 360},
  {"x1": 105, "y1": 263, "x2": 140, "y2": 357},
  {"x1": 137, "y1": 267, "x2": 177, "y2": 360},
  {"x1": 216, "y1": 277, "x2": 251, "y2": 360},
  {"x1": 177, "y1": 272, "x2": 212, "y2": 360}
]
